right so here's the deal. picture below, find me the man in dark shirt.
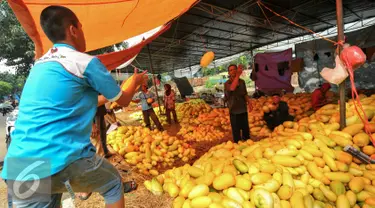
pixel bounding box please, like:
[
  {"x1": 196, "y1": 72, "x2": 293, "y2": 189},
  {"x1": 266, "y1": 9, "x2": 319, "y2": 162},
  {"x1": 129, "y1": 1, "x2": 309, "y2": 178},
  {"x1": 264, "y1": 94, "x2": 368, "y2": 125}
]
[
  {"x1": 224, "y1": 64, "x2": 252, "y2": 143},
  {"x1": 264, "y1": 94, "x2": 294, "y2": 130}
]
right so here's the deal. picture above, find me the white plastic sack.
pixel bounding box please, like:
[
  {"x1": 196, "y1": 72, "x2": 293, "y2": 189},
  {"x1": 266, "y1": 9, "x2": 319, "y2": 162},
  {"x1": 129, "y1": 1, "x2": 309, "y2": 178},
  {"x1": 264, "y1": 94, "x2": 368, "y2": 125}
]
[
  {"x1": 320, "y1": 55, "x2": 348, "y2": 85},
  {"x1": 291, "y1": 72, "x2": 299, "y2": 87}
]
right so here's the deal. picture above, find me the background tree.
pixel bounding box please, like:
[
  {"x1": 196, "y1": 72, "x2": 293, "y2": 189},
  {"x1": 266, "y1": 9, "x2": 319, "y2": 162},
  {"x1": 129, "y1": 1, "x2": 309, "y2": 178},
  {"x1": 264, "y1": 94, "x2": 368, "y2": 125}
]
[
  {"x1": 0, "y1": 81, "x2": 13, "y2": 98},
  {"x1": 0, "y1": 71, "x2": 26, "y2": 94},
  {"x1": 0, "y1": 1, "x2": 34, "y2": 77}
]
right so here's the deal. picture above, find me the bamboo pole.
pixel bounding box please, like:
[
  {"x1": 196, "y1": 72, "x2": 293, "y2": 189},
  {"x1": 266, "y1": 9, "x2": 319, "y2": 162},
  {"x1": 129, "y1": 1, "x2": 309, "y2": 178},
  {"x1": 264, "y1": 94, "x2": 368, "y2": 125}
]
[{"x1": 147, "y1": 44, "x2": 162, "y2": 114}]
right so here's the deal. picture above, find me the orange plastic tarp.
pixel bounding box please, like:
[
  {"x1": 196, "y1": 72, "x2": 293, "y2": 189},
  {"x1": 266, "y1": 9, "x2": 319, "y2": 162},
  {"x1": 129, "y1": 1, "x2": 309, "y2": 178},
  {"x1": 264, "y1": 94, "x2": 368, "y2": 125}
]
[
  {"x1": 97, "y1": 23, "x2": 171, "y2": 71},
  {"x1": 8, "y1": 0, "x2": 198, "y2": 59}
]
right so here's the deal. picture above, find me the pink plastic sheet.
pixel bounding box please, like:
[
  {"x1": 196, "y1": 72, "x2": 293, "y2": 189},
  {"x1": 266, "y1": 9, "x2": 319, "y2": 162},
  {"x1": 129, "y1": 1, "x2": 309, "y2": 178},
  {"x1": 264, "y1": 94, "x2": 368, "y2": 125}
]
[{"x1": 254, "y1": 48, "x2": 294, "y2": 93}]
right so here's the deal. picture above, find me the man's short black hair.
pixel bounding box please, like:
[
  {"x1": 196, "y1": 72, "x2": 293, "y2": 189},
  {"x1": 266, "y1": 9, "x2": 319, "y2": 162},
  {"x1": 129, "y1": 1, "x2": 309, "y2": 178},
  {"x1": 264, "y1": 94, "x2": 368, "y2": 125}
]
[
  {"x1": 228, "y1": 64, "x2": 237, "y2": 70},
  {"x1": 272, "y1": 93, "x2": 280, "y2": 97},
  {"x1": 40, "y1": 6, "x2": 79, "y2": 43}
]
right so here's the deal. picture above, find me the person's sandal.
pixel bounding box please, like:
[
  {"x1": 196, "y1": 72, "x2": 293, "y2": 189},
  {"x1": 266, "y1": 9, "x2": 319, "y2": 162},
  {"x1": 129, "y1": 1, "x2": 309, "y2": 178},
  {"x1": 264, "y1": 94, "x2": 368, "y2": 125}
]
[
  {"x1": 78, "y1": 192, "x2": 92, "y2": 201},
  {"x1": 124, "y1": 180, "x2": 137, "y2": 193}
]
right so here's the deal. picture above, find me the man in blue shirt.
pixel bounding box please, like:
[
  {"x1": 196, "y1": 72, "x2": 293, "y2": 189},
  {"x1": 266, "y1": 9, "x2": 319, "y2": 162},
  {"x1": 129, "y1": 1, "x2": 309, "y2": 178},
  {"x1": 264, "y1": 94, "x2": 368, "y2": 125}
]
[
  {"x1": 133, "y1": 84, "x2": 164, "y2": 131},
  {"x1": 2, "y1": 6, "x2": 145, "y2": 208}
]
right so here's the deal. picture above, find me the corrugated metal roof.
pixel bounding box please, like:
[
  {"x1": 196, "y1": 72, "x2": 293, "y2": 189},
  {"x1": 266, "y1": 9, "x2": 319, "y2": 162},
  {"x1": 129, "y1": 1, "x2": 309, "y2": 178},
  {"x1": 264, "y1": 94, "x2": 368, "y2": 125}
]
[{"x1": 122, "y1": 0, "x2": 375, "y2": 73}]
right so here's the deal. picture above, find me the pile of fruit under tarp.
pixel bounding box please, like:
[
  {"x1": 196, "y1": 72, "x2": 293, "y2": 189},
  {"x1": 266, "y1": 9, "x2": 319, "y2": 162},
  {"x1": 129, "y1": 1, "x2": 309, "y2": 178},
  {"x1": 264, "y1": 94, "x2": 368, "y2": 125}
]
[
  {"x1": 248, "y1": 93, "x2": 315, "y2": 138},
  {"x1": 107, "y1": 126, "x2": 196, "y2": 176},
  {"x1": 141, "y1": 94, "x2": 375, "y2": 208},
  {"x1": 178, "y1": 108, "x2": 229, "y2": 142},
  {"x1": 126, "y1": 93, "x2": 320, "y2": 140},
  {"x1": 110, "y1": 94, "x2": 331, "y2": 176}
]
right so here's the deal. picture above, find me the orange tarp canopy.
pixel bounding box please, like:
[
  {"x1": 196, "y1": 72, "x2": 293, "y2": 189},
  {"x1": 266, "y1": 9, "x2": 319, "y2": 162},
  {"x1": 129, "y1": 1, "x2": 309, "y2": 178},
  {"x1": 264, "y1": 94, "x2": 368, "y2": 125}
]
[
  {"x1": 8, "y1": 0, "x2": 198, "y2": 59},
  {"x1": 98, "y1": 23, "x2": 171, "y2": 71}
]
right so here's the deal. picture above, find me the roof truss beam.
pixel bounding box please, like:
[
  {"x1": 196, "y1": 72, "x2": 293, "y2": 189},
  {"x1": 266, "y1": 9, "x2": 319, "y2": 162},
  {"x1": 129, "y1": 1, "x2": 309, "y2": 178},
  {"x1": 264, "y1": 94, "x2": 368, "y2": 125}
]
[
  {"x1": 156, "y1": 36, "x2": 251, "y2": 50},
  {"x1": 142, "y1": 47, "x2": 232, "y2": 57},
  {"x1": 197, "y1": 1, "x2": 304, "y2": 34},
  {"x1": 186, "y1": 12, "x2": 295, "y2": 36},
  {"x1": 328, "y1": 0, "x2": 362, "y2": 20},
  {"x1": 176, "y1": 29, "x2": 260, "y2": 45},
  {"x1": 262, "y1": 1, "x2": 335, "y2": 27},
  {"x1": 149, "y1": 41, "x2": 245, "y2": 54},
  {"x1": 178, "y1": 21, "x2": 272, "y2": 40}
]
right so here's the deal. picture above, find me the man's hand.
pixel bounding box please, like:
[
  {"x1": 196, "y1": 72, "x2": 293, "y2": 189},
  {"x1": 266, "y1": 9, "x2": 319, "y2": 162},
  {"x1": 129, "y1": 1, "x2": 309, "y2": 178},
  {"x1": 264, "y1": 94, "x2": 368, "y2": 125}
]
[
  {"x1": 229, "y1": 65, "x2": 243, "y2": 91},
  {"x1": 236, "y1": 65, "x2": 244, "y2": 77},
  {"x1": 115, "y1": 68, "x2": 148, "y2": 107},
  {"x1": 119, "y1": 68, "x2": 147, "y2": 88},
  {"x1": 91, "y1": 123, "x2": 99, "y2": 138},
  {"x1": 132, "y1": 68, "x2": 148, "y2": 86}
]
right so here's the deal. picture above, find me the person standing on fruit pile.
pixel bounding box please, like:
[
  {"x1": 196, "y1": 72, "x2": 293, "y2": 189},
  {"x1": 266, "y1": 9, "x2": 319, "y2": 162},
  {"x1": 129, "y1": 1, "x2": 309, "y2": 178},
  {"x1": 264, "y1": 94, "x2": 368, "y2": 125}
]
[
  {"x1": 2, "y1": 6, "x2": 143, "y2": 207},
  {"x1": 133, "y1": 84, "x2": 164, "y2": 131},
  {"x1": 311, "y1": 83, "x2": 332, "y2": 110},
  {"x1": 224, "y1": 64, "x2": 252, "y2": 143},
  {"x1": 264, "y1": 94, "x2": 294, "y2": 130},
  {"x1": 164, "y1": 83, "x2": 178, "y2": 124}
]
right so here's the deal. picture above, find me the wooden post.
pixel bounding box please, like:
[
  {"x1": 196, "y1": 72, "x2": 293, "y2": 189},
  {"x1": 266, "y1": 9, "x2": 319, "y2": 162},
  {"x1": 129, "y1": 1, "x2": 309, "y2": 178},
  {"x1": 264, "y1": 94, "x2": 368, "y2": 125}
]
[
  {"x1": 250, "y1": 43, "x2": 256, "y2": 92},
  {"x1": 189, "y1": 59, "x2": 193, "y2": 85},
  {"x1": 336, "y1": 0, "x2": 346, "y2": 129},
  {"x1": 190, "y1": 61, "x2": 193, "y2": 78},
  {"x1": 146, "y1": 44, "x2": 162, "y2": 114}
]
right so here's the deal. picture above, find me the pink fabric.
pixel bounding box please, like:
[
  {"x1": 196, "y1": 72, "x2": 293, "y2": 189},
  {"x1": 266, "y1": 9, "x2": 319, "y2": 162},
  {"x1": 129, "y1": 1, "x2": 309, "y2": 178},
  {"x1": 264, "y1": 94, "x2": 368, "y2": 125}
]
[
  {"x1": 254, "y1": 48, "x2": 294, "y2": 93},
  {"x1": 164, "y1": 90, "x2": 176, "y2": 109}
]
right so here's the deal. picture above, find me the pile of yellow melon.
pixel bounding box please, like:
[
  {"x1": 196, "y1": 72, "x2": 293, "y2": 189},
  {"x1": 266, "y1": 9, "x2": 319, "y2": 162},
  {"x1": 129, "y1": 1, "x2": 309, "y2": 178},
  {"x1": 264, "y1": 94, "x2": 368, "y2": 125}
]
[
  {"x1": 248, "y1": 93, "x2": 314, "y2": 138},
  {"x1": 177, "y1": 108, "x2": 230, "y2": 142},
  {"x1": 107, "y1": 126, "x2": 196, "y2": 175},
  {"x1": 251, "y1": 93, "x2": 313, "y2": 119},
  {"x1": 282, "y1": 93, "x2": 313, "y2": 120},
  {"x1": 248, "y1": 119, "x2": 271, "y2": 138},
  {"x1": 274, "y1": 95, "x2": 375, "y2": 158},
  {"x1": 143, "y1": 97, "x2": 375, "y2": 208},
  {"x1": 130, "y1": 99, "x2": 212, "y2": 128},
  {"x1": 177, "y1": 99, "x2": 213, "y2": 122},
  {"x1": 193, "y1": 108, "x2": 230, "y2": 129},
  {"x1": 129, "y1": 106, "x2": 169, "y2": 126},
  {"x1": 178, "y1": 125, "x2": 226, "y2": 142}
]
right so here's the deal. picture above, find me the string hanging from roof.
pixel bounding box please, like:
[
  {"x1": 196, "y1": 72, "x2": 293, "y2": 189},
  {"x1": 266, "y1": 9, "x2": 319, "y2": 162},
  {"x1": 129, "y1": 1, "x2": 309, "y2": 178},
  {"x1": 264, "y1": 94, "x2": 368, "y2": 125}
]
[{"x1": 256, "y1": 1, "x2": 340, "y2": 46}]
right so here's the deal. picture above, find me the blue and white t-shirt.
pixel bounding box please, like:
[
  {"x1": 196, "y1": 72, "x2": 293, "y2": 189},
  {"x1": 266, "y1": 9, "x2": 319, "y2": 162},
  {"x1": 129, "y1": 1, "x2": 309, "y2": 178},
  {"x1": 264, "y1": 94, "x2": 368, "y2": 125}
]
[
  {"x1": 2, "y1": 43, "x2": 121, "y2": 180},
  {"x1": 137, "y1": 91, "x2": 155, "y2": 111}
]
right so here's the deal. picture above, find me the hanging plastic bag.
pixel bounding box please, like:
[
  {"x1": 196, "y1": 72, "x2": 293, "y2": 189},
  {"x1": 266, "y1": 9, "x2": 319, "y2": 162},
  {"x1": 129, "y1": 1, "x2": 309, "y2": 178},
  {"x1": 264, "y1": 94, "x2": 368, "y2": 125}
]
[
  {"x1": 320, "y1": 55, "x2": 348, "y2": 85},
  {"x1": 340, "y1": 45, "x2": 366, "y2": 71},
  {"x1": 340, "y1": 45, "x2": 374, "y2": 147}
]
